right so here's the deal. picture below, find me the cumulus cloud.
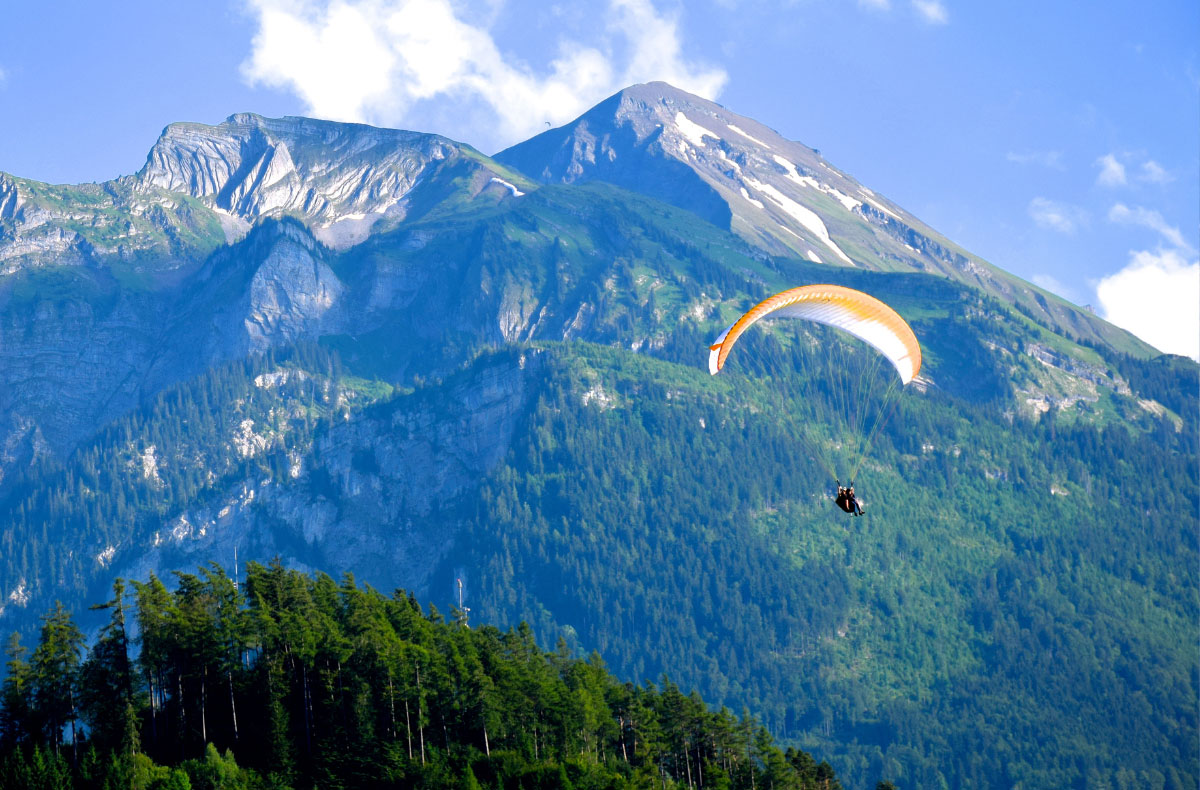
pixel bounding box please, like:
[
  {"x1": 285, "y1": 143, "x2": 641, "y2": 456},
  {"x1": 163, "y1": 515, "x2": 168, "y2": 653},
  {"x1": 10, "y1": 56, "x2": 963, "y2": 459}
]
[
  {"x1": 1138, "y1": 159, "x2": 1172, "y2": 184},
  {"x1": 1006, "y1": 150, "x2": 1064, "y2": 169},
  {"x1": 1107, "y1": 203, "x2": 1192, "y2": 252},
  {"x1": 1096, "y1": 248, "x2": 1200, "y2": 359},
  {"x1": 240, "y1": 0, "x2": 727, "y2": 152},
  {"x1": 1028, "y1": 197, "x2": 1088, "y2": 234},
  {"x1": 1095, "y1": 153, "x2": 1126, "y2": 187},
  {"x1": 912, "y1": 0, "x2": 948, "y2": 24}
]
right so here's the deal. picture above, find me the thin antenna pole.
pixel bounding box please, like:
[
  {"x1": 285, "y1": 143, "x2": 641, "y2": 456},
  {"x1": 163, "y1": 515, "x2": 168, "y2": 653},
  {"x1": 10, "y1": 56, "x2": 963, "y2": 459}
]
[{"x1": 456, "y1": 578, "x2": 470, "y2": 627}]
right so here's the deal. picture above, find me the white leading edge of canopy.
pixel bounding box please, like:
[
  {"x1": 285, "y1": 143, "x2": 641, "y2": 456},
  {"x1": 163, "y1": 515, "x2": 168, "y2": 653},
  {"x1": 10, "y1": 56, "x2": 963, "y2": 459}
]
[{"x1": 707, "y1": 312, "x2": 915, "y2": 384}]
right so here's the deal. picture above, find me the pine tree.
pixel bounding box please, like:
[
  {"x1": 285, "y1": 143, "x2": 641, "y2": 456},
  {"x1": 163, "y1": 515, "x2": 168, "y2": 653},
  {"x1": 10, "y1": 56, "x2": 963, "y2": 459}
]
[
  {"x1": 29, "y1": 601, "x2": 85, "y2": 756},
  {"x1": 78, "y1": 578, "x2": 140, "y2": 754},
  {"x1": 0, "y1": 632, "x2": 32, "y2": 748}
]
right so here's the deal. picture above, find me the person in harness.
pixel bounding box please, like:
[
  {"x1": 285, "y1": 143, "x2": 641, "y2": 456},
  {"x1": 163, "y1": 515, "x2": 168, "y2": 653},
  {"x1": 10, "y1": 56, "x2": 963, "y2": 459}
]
[{"x1": 835, "y1": 481, "x2": 864, "y2": 516}]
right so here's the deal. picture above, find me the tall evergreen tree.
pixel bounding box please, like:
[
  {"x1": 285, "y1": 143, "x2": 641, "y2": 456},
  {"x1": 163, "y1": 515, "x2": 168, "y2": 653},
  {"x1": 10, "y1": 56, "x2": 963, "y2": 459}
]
[
  {"x1": 29, "y1": 602, "x2": 85, "y2": 755},
  {"x1": 78, "y1": 579, "x2": 139, "y2": 755},
  {"x1": 0, "y1": 632, "x2": 32, "y2": 748}
]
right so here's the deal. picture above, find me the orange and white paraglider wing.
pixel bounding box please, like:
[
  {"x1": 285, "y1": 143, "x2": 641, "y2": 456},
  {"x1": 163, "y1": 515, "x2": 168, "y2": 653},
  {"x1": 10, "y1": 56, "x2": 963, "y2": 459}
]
[
  {"x1": 707, "y1": 322, "x2": 736, "y2": 375},
  {"x1": 708, "y1": 285, "x2": 922, "y2": 384}
]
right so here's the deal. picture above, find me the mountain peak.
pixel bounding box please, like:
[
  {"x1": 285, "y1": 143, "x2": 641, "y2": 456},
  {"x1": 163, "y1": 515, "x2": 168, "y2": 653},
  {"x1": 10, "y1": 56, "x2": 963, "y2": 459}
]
[
  {"x1": 137, "y1": 114, "x2": 461, "y2": 226},
  {"x1": 499, "y1": 81, "x2": 1150, "y2": 354},
  {"x1": 128, "y1": 113, "x2": 531, "y2": 249},
  {"x1": 498, "y1": 81, "x2": 883, "y2": 264}
]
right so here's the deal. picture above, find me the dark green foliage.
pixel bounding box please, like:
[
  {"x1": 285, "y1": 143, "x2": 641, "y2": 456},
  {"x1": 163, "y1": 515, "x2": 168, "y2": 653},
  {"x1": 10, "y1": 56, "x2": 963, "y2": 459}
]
[
  {"x1": 0, "y1": 565, "x2": 844, "y2": 789},
  {"x1": 0, "y1": 342, "x2": 375, "y2": 615},
  {"x1": 78, "y1": 580, "x2": 139, "y2": 754},
  {"x1": 30, "y1": 602, "x2": 85, "y2": 754},
  {"x1": 0, "y1": 632, "x2": 33, "y2": 748},
  {"x1": 439, "y1": 342, "x2": 1197, "y2": 789}
]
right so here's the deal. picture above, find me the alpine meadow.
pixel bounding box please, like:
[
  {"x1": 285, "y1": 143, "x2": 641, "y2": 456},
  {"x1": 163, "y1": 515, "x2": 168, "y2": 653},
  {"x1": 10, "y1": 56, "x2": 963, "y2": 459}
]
[{"x1": 0, "y1": 82, "x2": 1196, "y2": 789}]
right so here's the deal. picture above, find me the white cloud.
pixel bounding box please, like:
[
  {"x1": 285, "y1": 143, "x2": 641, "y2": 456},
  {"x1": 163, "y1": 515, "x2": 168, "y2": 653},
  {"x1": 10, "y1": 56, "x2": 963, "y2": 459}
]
[
  {"x1": 1107, "y1": 203, "x2": 1192, "y2": 253},
  {"x1": 1006, "y1": 150, "x2": 1064, "y2": 169},
  {"x1": 1028, "y1": 197, "x2": 1088, "y2": 234},
  {"x1": 1096, "y1": 248, "x2": 1200, "y2": 359},
  {"x1": 1138, "y1": 159, "x2": 1172, "y2": 184},
  {"x1": 912, "y1": 0, "x2": 947, "y2": 24},
  {"x1": 1095, "y1": 153, "x2": 1126, "y2": 187},
  {"x1": 240, "y1": 0, "x2": 727, "y2": 153}
]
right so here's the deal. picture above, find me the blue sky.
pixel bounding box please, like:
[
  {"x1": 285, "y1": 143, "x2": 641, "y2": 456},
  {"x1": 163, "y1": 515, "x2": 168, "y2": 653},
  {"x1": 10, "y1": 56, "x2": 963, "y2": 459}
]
[{"x1": 1, "y1": 0, "x2": 1197, "y2": 356}]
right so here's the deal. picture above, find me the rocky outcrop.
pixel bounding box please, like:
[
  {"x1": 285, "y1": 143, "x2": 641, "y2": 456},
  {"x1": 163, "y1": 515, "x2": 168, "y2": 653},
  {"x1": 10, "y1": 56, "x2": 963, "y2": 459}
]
[
  {"x1": 136, "y1": 114, "x2": 484, "y2": 240},
  {"x1": 0, "y1": 113, "x2": 530, "y2": 280},
  {"x1": 103, "y1": 349, "x2": 537, "y2": 601},
  {"x1": 0, "y1": 174, "x2": 21, "y2": 221}
]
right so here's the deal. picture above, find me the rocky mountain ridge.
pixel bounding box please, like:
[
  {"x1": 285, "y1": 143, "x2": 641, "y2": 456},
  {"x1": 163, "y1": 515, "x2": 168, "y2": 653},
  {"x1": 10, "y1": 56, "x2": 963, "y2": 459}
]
[
  {"x1": 498, "y1": 82, "x2": 1150, "y2": 356},
  {"x1": 0, "y1": 113, "x2": 531, "y2": 274},
  {"x1": 136, "y1": 113, "x2": 491, "y2": 247}
]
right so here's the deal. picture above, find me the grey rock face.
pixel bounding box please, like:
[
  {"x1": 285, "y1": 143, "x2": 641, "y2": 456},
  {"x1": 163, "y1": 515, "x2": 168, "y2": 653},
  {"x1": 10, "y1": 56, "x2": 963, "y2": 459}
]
[
  {"x1": 499, "y1": 82, "x2": 899, "y2": 264},
  {"x1": 0, "y1": 292, "x2": 169, "y2": 479},
  {"x1": 243, "y1": 230, "x2": 345, "y2": 352},
  {"x1": 136, "y1": 114, "x2": 468, "y2": 242},
  {"x1": 196, "y1": 220, "x2": 349, "y2": 356},
  {"x1": 0, "y1": 174, "x2": 20, "y2": 220},
  {"x1": 0, "y1": 113, "x2": 520, "y2": 281},
  {"x1": 104, "y1": 349, "x2": 536, "y2": 601}
]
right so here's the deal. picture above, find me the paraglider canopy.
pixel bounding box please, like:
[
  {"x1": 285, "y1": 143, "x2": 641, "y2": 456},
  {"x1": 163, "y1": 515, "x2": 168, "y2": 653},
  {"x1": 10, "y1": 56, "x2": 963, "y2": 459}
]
[{"x1": 708, "y1": 284, "x2": 921, "y2": 384}]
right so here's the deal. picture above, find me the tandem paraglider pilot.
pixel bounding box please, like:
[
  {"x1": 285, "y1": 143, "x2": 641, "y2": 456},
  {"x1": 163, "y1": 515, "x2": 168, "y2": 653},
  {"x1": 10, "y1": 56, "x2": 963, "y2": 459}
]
[{"x1": 835, "y1": 482, "x2": 864, "y2": 517}]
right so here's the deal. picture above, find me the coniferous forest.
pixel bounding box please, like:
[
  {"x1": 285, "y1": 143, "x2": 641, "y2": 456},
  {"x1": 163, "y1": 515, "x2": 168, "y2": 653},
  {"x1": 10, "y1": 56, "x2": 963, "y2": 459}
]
[{"x1": 0, "y1": 562, "x2": 853, "y2": 790}]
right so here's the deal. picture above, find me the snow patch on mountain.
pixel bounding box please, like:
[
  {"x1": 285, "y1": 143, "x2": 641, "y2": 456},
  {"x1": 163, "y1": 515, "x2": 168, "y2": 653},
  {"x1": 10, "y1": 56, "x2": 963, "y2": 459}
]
[
  {"x1": 489, "y1": 177, "x2": 525, "y2": 197},
  {"x1": 674, "y1": 112, "x2": 718, "y2": 147},
  {"x1": 773, "y1": 155, "x2": 861, "y2": 211},
  {"x1": 773, "y1": 155, "x2": 814, "y2": 186},
  {"x1": 807, "y1": 250, "x2": 822, "y2": 263},
  {"x1": 727, "y1": 124, "x2": 769, "y2": 148},
  {"x1": 739, "y1": 186, "x2": 764, "y2": 209},
  {"x1": 866, "y1": 197, "x2": 900, "y2": 220},
  {"x1": 824, "y1": 187, "x2": 861, "y2": 211},
  {"x1": 743, "y1": 177, "x2": 854, "y2": 265}
]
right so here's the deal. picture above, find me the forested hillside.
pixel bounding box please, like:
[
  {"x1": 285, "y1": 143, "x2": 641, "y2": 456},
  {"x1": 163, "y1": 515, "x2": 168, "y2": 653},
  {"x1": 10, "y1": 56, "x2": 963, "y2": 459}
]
[
  {"x1": 0, "y1": 563, "x2": 848, "y2": 790},
  {"x1": 1, "y1": 88, "x2": 1196, "y2": 789},
  {"x1": 1, "y1": 271, "x2": 1194, "y2": 788},
  {"x1": 446, "y1": 340, "x2": 1197, "y2": 789}
]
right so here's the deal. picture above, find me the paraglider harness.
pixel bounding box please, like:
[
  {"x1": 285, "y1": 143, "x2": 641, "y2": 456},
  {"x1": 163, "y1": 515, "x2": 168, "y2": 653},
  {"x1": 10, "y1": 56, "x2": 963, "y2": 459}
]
[{"x1": 835, "y1": 480, "x2": 864, "y2": 516}]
